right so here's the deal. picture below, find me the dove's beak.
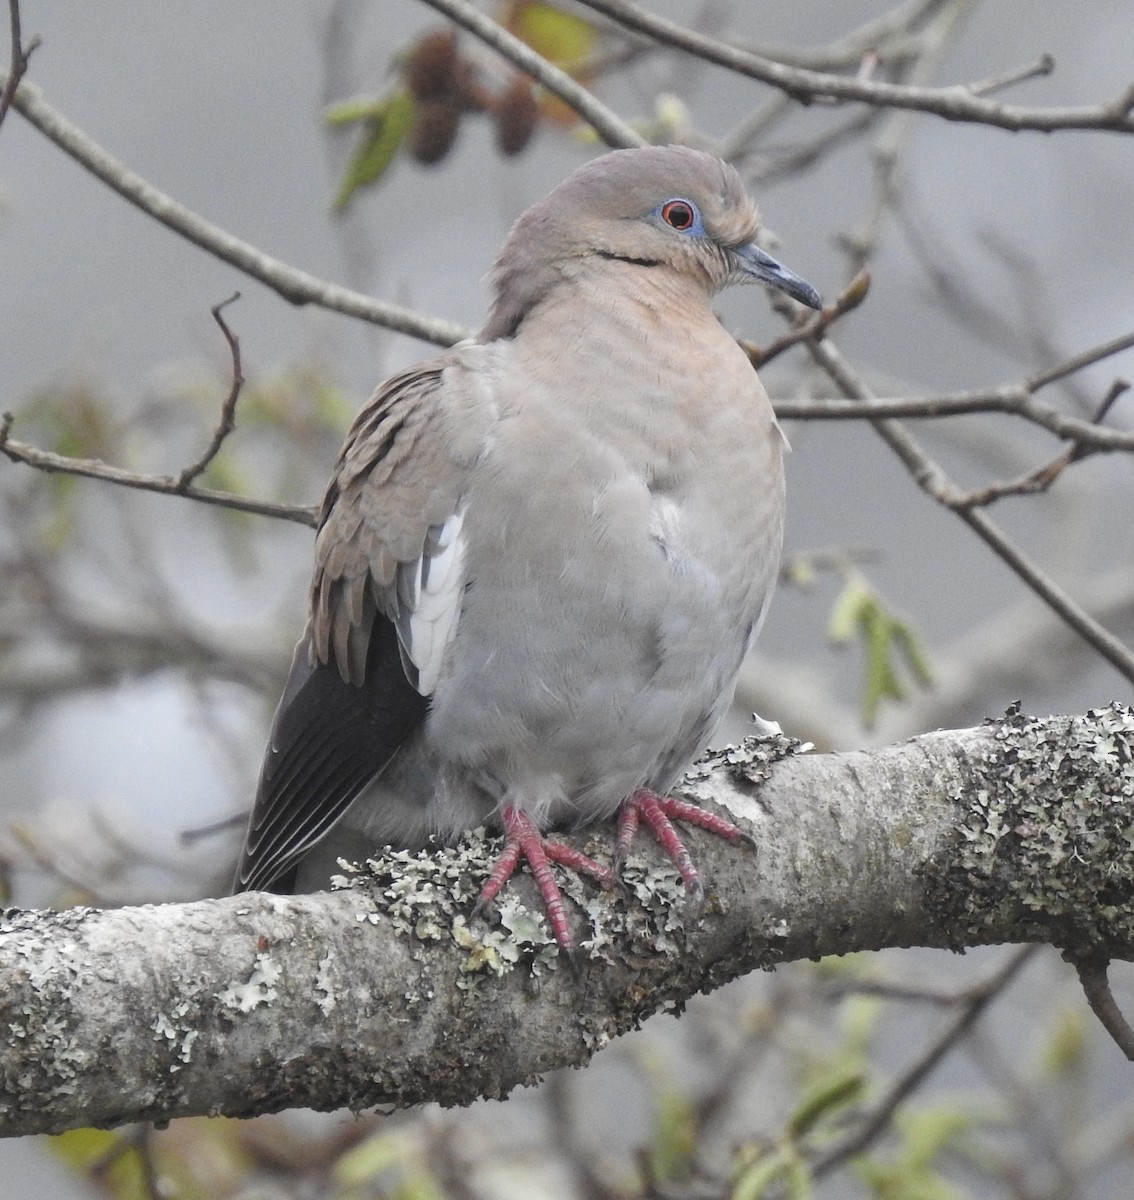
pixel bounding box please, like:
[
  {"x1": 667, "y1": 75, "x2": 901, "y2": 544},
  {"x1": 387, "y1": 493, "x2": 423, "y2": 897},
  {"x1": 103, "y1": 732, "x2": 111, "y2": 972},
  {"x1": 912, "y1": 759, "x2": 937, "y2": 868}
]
[{"x1": 733, "y1": 242, "x2": 822, "y2": 309}]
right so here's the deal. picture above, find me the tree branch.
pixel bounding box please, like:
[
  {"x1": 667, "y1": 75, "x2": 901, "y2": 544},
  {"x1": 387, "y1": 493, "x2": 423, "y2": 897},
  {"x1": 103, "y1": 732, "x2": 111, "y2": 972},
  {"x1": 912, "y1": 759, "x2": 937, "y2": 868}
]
[
  {"x1": 1069, "y1": 954, "x2": 1134, "y2": 1062},
  {"x1": 574, "y1": 0, "x2": 1134, "y2": 134},
  {"x1": 0, "y1": 0, "x2": 36, "y2": 132},
  {"x1": 4, "y1": 707, "x2": 1133, "y2": 1138},
  {"x1": 814, "y1": 944, "x2": 1041, "y2": 1176},
  {"x1": 0, "y1": 77, "x2": 469, "y2": 348},
  {"x1": 6, "y1": 312, "x2": 1129, "y2": 526},
  {"x1": 800, "y1": 333, "x2": 1134, "y2": 687},
  {"x1": 174, "y1": 293, "x2": 246, "y2": 492},
  {"x1": 0, "y1": 412, "x2": 317, "y2": 526}
]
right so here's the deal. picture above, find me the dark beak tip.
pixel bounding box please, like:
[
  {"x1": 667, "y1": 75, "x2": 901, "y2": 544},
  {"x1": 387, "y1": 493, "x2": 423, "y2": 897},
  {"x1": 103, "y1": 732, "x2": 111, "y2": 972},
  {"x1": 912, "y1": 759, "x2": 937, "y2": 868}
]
[{"x1": 796, "y1": 282, "x2": 823, "y2": 311}]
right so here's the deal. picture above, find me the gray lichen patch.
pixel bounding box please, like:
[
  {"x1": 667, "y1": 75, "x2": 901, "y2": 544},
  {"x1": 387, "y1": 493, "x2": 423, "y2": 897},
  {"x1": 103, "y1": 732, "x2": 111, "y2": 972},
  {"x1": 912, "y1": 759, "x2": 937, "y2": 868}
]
[
  {"x1": 0, "y1": 907, "x2": 100, "y2": 1121},
  {"x1": 328, "y1": 734, "x2": 810, "y2": 986},
  {"x1": 217, "y1": 949, "x2": 283, "y2": 1013},
  {"x1": 152, "y1": 1002, "x2": 200, "y2": 1069},
  {"x1": 679, "y1": 730, "x2": 809, "y2": 798},
  {"x1": 333, "y1": 821, "x2": 706, "y2": 981},
  {"x1": 926, "y1": 704, "x2": 1134, "y2": 955}
]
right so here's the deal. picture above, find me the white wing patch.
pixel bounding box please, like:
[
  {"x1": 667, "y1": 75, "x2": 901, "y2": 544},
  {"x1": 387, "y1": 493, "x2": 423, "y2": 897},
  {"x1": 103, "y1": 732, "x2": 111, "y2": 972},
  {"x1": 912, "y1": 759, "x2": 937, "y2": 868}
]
[{"x1": 394, "y1": 506, "x2": 468, "y2": 696}]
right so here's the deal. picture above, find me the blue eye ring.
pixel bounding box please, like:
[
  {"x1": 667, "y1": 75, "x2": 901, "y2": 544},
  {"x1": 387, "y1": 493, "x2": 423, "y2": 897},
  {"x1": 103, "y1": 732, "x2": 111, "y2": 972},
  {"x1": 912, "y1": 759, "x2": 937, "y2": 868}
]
[{"x1": 656, "y1": 197, "x2": 703, "y2": 235}]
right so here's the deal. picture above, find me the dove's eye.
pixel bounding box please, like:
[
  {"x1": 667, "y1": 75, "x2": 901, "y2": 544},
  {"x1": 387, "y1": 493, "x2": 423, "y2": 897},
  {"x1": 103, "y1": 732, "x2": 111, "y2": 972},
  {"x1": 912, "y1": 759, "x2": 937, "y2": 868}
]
[{"x1": 660, "y1": 199, "x2": 698, "y2": 231}]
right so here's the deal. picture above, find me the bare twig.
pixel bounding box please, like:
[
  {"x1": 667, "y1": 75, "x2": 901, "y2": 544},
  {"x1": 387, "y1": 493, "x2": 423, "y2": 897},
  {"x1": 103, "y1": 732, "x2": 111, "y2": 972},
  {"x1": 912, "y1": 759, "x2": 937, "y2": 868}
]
[
  {"x1": 773, "y1": 394, "x2": 1134, "y2": 448},
  {"x1": 176, "y1": 294, "x2": 246, "y2": 491},
  {"x1": 573, "y1": 0, "x2": 1134, "y2": 134},
  {"x1": 6, "y1": 324, "x2": 1131, "y2": 529},
  {"x1": 416, "y1": 0, "x2": 645, "y2": 150},
  {"x1": 728, "y1": 0, "x2": 947, "y2": 74},
  {"x1": 745, "y1": 268, "x2": 871, "y2": 367},
  {"x1": 1029, "y1": 328, "x2": 1134, "y2": 390},
  {"x1": 773, "y1": 326, "x2": 1134, "y2": 452},
  {"x1": 0, "y1": 78, "x2": 470, "y2": 348},
  {"x1": 813, "y1": 946, "x2": 1039, "y2": 1176},
  {"x1": 946, "y1": 379, "x2": 1131, "y2": 507},
  {"x1": 751, "y1": 108, "x2": 882, "y2": 185},
  {"x1": 801, "y1": 334, "x2": 1134, "y2": 687},
  {"x1": 0, "y1": 412, "x2": 317, "y2": 527},
  {"x1": 0, "y1": 0, "x2": 37, "y2": 131},
  {"x1": 835, "y1": 0, "x2": 972, "y2": 279},
  {"x1": 966, "y1": 52, "x2": 1055, "y2": 98},
  {"x1": 1069, "y1": 954, "x2": 1134, "y2": 1062}
]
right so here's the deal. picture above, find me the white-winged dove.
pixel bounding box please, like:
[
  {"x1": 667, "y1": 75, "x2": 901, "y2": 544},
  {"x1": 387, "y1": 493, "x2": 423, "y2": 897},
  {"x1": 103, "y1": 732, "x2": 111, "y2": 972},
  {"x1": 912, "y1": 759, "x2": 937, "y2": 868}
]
[{"x1": 235, "y1": 146, "x2": 820, "y2": 952}]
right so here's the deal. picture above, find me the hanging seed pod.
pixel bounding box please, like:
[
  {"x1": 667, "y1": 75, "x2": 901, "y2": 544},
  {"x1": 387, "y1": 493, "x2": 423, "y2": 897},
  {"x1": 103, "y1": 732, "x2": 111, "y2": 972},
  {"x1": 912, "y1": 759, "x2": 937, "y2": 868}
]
[
  {"x1": 405, "y1": 29, "x2": 459, "y2": 102},
  {"x1": 409, "y1": 99, "x2": 461, "y2": 165},
  {"x1": 495, "y1": 75, "x2": 538, "y2": 157}
]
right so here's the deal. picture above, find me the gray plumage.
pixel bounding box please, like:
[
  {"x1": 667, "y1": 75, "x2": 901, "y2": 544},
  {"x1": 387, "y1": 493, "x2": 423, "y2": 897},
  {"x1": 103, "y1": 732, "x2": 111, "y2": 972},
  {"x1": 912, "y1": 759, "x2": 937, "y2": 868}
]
[{"x1": 235, "y1": 146, "x2": 819, "y2": 900}]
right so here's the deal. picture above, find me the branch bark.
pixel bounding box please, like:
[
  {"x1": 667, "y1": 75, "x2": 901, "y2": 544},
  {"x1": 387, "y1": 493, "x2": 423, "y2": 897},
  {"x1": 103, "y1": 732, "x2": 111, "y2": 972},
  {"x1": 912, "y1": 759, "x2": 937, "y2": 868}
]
[
  {"x1": 574, "y1": 0, "x2": 1134, "y2": 134},
  {"x1": 3, "y1": 706, "x2": 1133, "y2": 1138}
]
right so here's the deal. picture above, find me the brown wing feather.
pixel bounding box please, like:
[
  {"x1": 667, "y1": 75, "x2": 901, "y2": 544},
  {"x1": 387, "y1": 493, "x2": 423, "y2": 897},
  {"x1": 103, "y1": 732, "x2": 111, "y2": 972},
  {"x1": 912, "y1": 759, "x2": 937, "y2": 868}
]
[{"x1": 235, "y1": 357, "x2": 488, "y2": 892}]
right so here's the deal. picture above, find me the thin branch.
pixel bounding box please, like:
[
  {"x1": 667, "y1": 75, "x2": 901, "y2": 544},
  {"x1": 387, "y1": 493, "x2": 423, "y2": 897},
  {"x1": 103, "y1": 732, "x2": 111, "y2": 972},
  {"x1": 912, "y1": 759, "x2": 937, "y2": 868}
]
[
  {"x1": 813, "y1": 946, "x2": 1040, "y2": 1177},
  {"x1": 1029, "y1": 327, "x2": 1134, "y2": 390},
  {"x1": 0, "y1": 78, "x2": 470, "y2": 348},
  {"x1": 745, "y1": 268, "x2": 871, "y2": 367},
  {"x1": 801, "y1": 334, "x2": 1134, "y2": 687},
  {"x1": 416, "y1": 0, "x2": 645, "y2": 150},
  {"x1": 717, "y1": 92, "x2": 793, "y2": 160},
  {"x1": 945, "y1": 379, "x2": 1130, "y2": 507},
  {"x1": 726, "y1": 0, "x2": 948, "y2": 74},
  {"x1": 751, "y1": 107, "x2": 882, "y2": 185},
  {"x1": 965, "y1": 52, "x2": 1055, "y2": 99},
  {"x1": 573, "y1": 0, "x2": 1134, "y2": 134},
  {"x1": 0, "y1": 412, "x2": 317, "y2": 527},
  {"x1": 1069, "y1": 954, "x2": 1134, "y2": 1062},
  {"x1": 5, "y1": 333, "x2": 1131, "y2": 526},
  {"x1": 0, "y1": 0, "x2": 36, "y2": 131},
  {"x1": 774, "y1": 324, "x2": 1134, "y2": 451},
  {"x1": 773, "y1": 392, "x2": 1134, "y2": 448},
  {"x1": 176, "y1": 294, "x2": 246, "y2": 491}
]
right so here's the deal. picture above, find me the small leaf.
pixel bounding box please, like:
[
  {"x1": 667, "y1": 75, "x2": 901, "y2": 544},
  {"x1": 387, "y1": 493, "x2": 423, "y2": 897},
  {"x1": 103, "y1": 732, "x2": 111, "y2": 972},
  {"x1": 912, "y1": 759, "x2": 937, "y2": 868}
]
[
  {"x1": 840, "y1": 269, "x2": 872, "y2": 312},
  {"x1": 784, "y1": 556, "x2": 817, "y2": 589},
  {"x1": 785, "y1": 1154, "x2": 815, "y2": 1200},
  {"x1": 863, "y1": 606, "x2": 903, "y2": 726},
  {"x1": 648, "y1": 1087, "x2": 698, "y2": 1182},
  {"x1": 789, "y1": 1068, "x2": 866, "y2": 1139},
  {"x1": 827, "y1": 575, "x2": 872, "y2": 644},
  {"x1": 891, "y1": 619, "x2": 934, "y2": 688},
  {"x1": 828, "y1": 575, "x2": 932, "y2": 728},
  {"x1": 333, "y1": 89, "x2": 416, "y2": 211},
  {"x1": 335, "y1": 1130, "x2": 410, "y2": 1186},
  {"x1": 1040, "y1": 1005, "x2": 1088, "y2": 1077},
  {"x1": 49, "y1": 1129, "x2": 151, "y2": 1200},
  {"x1": 733, "y1": 1145, "x2": 795, "y2": 1200},
  {"x1": 856, "y1": 1104, "x2": 975, "y2": 1200},
  {"x1": 324, "y1": 94, "x2": 392, "y2": 126},
  {"x1": 504, "y1": 1, "x2": 598, "y2": 67}
]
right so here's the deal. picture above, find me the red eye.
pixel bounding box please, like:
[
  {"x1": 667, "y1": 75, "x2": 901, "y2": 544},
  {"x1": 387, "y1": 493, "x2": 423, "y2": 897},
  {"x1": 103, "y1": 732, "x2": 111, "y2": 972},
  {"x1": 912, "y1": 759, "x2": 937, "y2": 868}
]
[{"x1": 661, "y1": 200, "x2": 696, "y2": 230}]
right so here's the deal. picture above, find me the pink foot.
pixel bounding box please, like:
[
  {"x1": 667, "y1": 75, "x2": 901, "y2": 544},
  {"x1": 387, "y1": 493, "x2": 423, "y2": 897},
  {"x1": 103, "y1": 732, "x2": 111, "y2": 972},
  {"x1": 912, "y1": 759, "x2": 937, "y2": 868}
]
[
  {"x1": 475, "y1": 804, "x2": 615, "y2": 953},
  {"x1": 615, "y1": 788, "x2": 745, "y2": 901}
]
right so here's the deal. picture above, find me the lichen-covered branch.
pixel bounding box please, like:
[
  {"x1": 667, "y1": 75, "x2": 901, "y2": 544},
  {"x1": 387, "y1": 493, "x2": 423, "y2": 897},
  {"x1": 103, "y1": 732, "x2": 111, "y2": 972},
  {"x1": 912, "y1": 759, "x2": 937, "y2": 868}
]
[{"x1": 2, "y1": 707, "x2": 1133, "y2": 1138}]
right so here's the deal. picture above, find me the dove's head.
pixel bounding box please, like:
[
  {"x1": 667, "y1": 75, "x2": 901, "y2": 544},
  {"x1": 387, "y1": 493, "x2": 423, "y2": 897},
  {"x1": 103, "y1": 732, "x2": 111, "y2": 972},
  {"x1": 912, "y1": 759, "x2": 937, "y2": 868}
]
[{"x1": 484, "y1": 145, "x2": 820, "y2": 339}]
